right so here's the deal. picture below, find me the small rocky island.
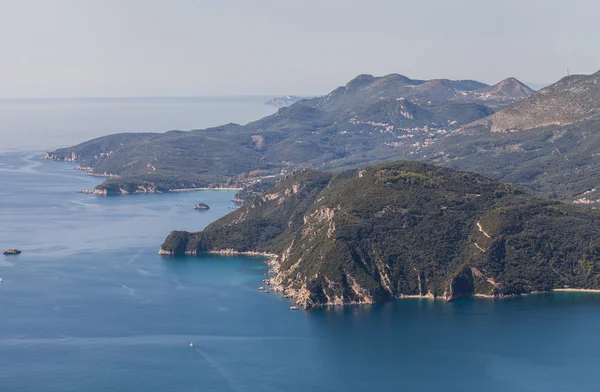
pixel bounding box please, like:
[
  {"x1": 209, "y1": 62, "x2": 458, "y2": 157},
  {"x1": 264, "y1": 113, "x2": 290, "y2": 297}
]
[
  {"x1": 193, "y1": 203, "x2": 210, "y2": 210},
  {"x1": 3, "y1": 248, "x2": 22, "y2": 255}
]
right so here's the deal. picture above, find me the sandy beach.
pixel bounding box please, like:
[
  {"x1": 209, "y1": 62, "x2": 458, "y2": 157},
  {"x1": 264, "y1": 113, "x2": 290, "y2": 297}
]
[{"x1": 553, "y1": 288, "x2": 600, "y2": 293}]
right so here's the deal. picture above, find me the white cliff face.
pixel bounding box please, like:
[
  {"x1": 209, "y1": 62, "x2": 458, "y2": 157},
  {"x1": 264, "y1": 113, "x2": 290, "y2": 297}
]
[
  {"x1": 93, "y1": 189, "x2": 108, "y2": 196},
  {"x1": 251, "y1": 135, "x2": 265, "y2": 149},
  {"x1": 347, "y1": 275, "x2": 375, "y2": 304},
  {"x1": 158, "y1": 248, "x2": 174, "y2": 255},
  {"x1": 302, "y1": 206, "x2": 338, "y2": 238},
  {"x1": 91, "y1": 183, "x2": 163, "y2": 196},
  {"x1": 43, "y1": 151, "x2": 80, "y2": 162}
]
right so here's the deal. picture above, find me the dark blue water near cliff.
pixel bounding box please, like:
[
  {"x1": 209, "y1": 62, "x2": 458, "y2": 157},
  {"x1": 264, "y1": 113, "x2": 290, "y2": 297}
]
[{"x1": 2, "y1": 152, "x2": 600, "y2": 392}]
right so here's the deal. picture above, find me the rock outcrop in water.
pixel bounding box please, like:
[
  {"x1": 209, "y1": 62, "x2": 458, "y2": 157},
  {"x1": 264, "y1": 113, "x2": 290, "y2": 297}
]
[
  {"x1": 160, "y1": 161, "x2": 600, "y2": 309},
  {"x1": 3, "y1": 248, "x2": 22, "y2": 255},
  {"x1": 193, "y1": 203, "x2": 210, "y2": 210}
]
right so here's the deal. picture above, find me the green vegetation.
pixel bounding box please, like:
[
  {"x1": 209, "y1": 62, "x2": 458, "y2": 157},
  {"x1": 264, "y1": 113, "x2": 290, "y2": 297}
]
[
  {"x1": 426, "y1": 71, "x2": 600, "y2": 201},
  {"x1": 233, "y1": 178, "x2": 279, "y2": 203},
  {"x1": 46, "y1": 74, "x2": 532, "y2": 196},
  {"x1": 429, "y1": 119, "x2": 600, "y2": 200},
  {"x1": 47, "y1": 70, "x2": 600, "y2": 203},
  {"x1": 161, "y1": 161, "x2": 600, "y2": 308}
]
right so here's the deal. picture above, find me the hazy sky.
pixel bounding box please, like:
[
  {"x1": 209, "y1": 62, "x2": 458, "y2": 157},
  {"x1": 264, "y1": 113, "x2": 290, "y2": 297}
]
[{"x1": 1, "y1": 0, "x2": 599, "y2": 98}]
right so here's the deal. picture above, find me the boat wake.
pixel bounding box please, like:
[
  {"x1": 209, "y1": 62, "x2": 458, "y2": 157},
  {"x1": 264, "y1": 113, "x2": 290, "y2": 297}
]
[
  {"x1": 0, "y1": 334, "x2": 314, "y2": 347},
  {"x1": 191, "y1": 344, "x2": 239, "y2": 392}
]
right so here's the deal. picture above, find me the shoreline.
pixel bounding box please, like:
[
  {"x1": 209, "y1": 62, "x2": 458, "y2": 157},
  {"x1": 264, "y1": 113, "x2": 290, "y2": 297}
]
[
  {"x1": 158, "y1": 248, "x2": 600, "y2": 308},
  {"x1": 46, "y1": 155, "x2": 244, "y2": 194},
  {"x1": 168, "y1": 187, "x2": 242, "y2": 192},
  {"x1": 207, "y1": 249, "x2": 278, "y2": 258},
  {"x1": 77, "y1": 187, "x2": 243, "y2": 195},
  {"x1": 553, "y1": 288, "x2": 600, "y2": 293},
  {"x1": 159, "y1": 248, "x2": 278, "y2": 258}
]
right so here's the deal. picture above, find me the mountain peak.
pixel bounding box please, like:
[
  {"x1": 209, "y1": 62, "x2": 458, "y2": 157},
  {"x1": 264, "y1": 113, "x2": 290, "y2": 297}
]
[
  {"x1": 345, "y1": 74, "x2": 376, "y2": 88},
  {"x1": 378, "y1": 73, "x2": 415, "y2": 83},
  {"x1": 473, "y1": 77, "x2": 534, "y2": 100},
  {"x1": 466, "y1": 70, "x2": 600, "y2": 133},
  {"x1": 498, "y1": 77, "x2": 521, "y2": 86}
]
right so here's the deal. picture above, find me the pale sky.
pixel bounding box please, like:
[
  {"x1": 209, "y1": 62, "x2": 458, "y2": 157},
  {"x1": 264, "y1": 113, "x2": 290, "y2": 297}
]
[{"x1": 0, "y1": 0, "x2": 599, "y2": 98}]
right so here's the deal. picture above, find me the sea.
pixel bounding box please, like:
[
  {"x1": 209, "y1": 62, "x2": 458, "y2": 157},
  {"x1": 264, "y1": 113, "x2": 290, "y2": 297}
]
[{"x1": 1, "y1": 97, "x2": 600, "y2": 392}]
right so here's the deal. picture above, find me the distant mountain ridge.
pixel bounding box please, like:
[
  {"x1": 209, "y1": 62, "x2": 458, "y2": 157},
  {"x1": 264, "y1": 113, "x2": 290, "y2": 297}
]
[
  {"x1": 466, "y1": 72, "x2": 600, "y2": 133},
  {"x1": 309, "y1": 74, "x2": 533, "y2": 113},
  {"x1": 45, "y1": 72, "x2": 543, "y2": 198},
  {"x1": 423, "y1": 69, "x2": 600, "y2": 203},
  {"x1": 465, "y1": 78, "x2": 535, "y2": 107}
]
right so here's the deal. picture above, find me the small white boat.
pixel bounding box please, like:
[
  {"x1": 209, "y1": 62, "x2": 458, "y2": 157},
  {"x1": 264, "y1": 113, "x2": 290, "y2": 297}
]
[
  {"x1": 264, "y1": 290, "x2": 270, "y2": 293},
  {"x1": 290, "y1": 306, "x2": 299, "y2": 311},
  {"x1": 189, "y1": 342, "x2": 194, "y2": 348},
  {"x1": 258, "y1": 286, "x2": 264, "y2": 291},
  {"x1": 0, "y1": 277, "x2": 3, "y2": 283}
]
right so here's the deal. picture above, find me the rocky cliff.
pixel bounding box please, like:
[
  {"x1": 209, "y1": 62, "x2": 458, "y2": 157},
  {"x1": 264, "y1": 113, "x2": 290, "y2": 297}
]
[{"x1": 160, "y1": 162, "x2": 600, "y2": 309}]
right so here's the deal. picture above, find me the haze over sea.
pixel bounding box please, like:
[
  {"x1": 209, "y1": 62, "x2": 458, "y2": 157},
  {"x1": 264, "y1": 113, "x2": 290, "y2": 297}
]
[
  {"x1": 1, "y1": 98, "x2": 600, "y2": 392},
  {"x1": 0, "y1": 96, "x2": 277, "y2": 152}
]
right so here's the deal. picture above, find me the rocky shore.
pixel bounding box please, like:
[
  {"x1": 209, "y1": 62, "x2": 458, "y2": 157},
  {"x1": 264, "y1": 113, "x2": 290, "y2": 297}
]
[
  {"x1": 77, "y1": 186, "x2": 241, "y2": 196},
  {"x1": 157, "y1": 162, "x2": 600, "y2": 310},
  {"x1": 158, "y1": 243, "x2": 600, "y2": 310},
  {"x1": 169, "y1": 187, "x2": 242, "y2": 192},
  {"x1": 262, "y1": 256, "x2": 600, "y2": 309},
  {"x1": 44, "y1": 151, "x2": 79, "y2": 162}
]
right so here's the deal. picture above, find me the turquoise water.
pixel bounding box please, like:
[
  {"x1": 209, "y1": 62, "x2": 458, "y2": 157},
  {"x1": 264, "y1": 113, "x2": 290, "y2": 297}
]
[{"x1": 1, "y1": 151, "x2": 600, "y2": 392}]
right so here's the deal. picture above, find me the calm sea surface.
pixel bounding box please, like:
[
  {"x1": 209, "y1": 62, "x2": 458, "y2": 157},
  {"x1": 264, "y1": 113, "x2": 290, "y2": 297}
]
[
  {"x1": 0, "y1": 96, "x2": 277, "y2": 152},
  {"x1": 1, "y1": 99, "x2": 600, "y2": 391}
]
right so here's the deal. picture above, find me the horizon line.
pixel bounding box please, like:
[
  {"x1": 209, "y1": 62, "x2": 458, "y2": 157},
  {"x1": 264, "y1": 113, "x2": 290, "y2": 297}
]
[{"x1": 0, "y1": 94, "x2": 322, "y2": 101}]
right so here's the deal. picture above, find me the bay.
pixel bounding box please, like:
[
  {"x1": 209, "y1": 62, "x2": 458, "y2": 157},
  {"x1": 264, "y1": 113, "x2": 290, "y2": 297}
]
[{"x1": 1, "y1": 98, "x2": 600, "y2": 391}]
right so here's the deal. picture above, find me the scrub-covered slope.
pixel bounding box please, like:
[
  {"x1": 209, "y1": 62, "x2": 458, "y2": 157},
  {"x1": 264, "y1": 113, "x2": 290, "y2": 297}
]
[
  {"x1": 45, "y1": 73, "x2": 531, "y2": 194},
  {"x1": 428, "y1": 70, "x2": 600, "y2": 202},
  {"x1": 161, "y1": 162, "x2": 600, "y2": 308}
]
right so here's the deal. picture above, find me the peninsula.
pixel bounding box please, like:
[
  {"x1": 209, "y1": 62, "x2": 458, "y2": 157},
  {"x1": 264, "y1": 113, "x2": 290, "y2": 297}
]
[
  {"x1": 45, "y1": 73, "x2": 541, "y2": 198},
  {"x1": 160, "y1": 161, "x2": 600, "y2": 309}
]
